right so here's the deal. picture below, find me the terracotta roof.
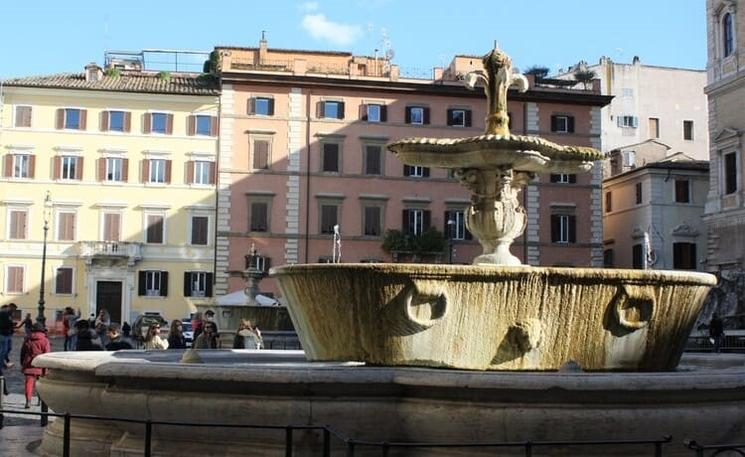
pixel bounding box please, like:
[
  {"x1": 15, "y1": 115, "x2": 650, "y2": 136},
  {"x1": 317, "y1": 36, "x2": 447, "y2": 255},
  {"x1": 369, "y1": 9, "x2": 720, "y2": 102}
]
[
  {"x1": 2, "y1": 71, "x2": 220, "y2": 95},
  {"x1": 216, "y1": 45, "x2": 352, "y2": 57}
]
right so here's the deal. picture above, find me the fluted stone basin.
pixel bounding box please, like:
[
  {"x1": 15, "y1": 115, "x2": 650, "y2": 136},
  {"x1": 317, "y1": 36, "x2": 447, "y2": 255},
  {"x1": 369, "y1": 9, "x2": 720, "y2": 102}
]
[{"x1": 271, "y1": 264, "x2": 716, "y2": 371}]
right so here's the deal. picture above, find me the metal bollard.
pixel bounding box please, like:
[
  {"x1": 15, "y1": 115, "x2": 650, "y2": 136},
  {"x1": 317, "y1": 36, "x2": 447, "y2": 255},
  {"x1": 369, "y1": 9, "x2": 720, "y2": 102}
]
[
  {"x1": 0, "y1": 376, "x2": 4, "y2": 429},
  {"x1": 40, "y1": 400, "x2": 48, "y2": 427}
]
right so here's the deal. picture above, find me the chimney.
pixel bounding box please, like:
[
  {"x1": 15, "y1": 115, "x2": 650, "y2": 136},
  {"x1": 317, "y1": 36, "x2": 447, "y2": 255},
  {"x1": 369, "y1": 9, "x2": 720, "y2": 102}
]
[
  {"x1": 259, "y1": 32, "x2": 268, "y2": 62},
  {"x1": 85, "y1": 62, "x2": 103, "y2": 82}
]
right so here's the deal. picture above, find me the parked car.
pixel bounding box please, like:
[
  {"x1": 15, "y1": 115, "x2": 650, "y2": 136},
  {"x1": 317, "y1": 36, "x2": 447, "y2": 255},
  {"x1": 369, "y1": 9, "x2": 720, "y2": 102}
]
[{"x1": 181, "y1": 320, "x2": 194, "y2": 348}]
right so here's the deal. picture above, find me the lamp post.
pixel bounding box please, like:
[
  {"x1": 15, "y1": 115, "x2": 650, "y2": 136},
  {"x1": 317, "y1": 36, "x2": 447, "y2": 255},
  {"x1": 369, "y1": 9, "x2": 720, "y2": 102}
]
[
  {"x1": 447, "y1": 219, "x2": 456, "y2": 264},
  {"x1": 37, "y1": 191, "x2": 51, "y2": 329}
]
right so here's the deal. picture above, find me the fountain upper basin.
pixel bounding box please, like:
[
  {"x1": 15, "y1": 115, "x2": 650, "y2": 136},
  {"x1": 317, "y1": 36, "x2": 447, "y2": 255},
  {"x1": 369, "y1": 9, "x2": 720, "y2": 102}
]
[{"x1": 271, "y1": 264, "x2": 715, "y2": 371}]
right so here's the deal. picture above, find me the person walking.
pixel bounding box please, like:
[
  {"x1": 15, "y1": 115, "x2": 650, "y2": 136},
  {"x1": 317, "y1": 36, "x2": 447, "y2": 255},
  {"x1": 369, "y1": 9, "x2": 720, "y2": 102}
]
[
  {"x1": 75, "y1": 320, "x2": 103, "y2": 351},
  {"x1": 233, "y1": 319, "x2": 263, "y2": 349},
  {"x1": 193, "y1": 322, "x2": 219, "y2": 349},
  {"x1": 20, "y1": 323, "x2": 51, "y2": 408},
  {"x1": 64, "y1": 308, "x2": 81, "y2": 351},
  {"x1": 191, "y1": 312, "x2": 204, "y2": 341},
  {"x1": 22, "y1": 313, "x2": 34, "y2": 337},
  {"x1": 167, "y1": 320, "x2": 187, "y2": 349},
  {"x1": 0, "y1": 303, "x2": 20, "y2": 369},
  {"x1": 709, "y1": 313, "x2": 725, "y2": 353},
  {"x1": 143, "y1": 323, "x2": 169, "y2": 350},
  {"x1": 104, "y1": 323, "x2": 133, "y2": 351}
]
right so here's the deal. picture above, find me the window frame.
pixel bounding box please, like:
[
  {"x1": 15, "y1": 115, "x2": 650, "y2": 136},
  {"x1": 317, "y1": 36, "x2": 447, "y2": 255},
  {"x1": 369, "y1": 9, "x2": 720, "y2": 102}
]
[
  {"x1": 12, "y1": 154, "x2": 31, "y2": 179},
  {"x1": 550, "y1": 173, "x2": 576, "y2": 184},
  {"x1": 723, "y1": 12, "x2": 735, "y2": 58},
  {"x1": 195, "y1": 115, "x2": 212, "y2": 136},
  {"x1": 105, "y1": 157, "x2": 123, "y2": 182},
  {"x1": 55, "y1": 210, "x2": 77, "y2": 242},
  {"x1": 7, "y1": 208, "x2": 29, "y2": 240},
  {"x1": 64, "y1": 108, "x2": 82, "y2": 130},
  {"x1": 5, "y1": 265, "x2": 25, "y2": 294},
  {"x1": 186, "y1": 271, "x2": 209, "y2": 298},
  {"x1": 319, "y1": 203, "x2": 340, "y2": 235},
  {"x1": 254, "y1": 97, "x2": 274, "y2": 116},
  {"x1": 190, "y1": 214, "x2": 210, "y2": 246},
  {"x1": 409, "y1": 106, "x2": 425, "y2": 125},
  {"x1": 60, "y1": 156, "x2": 79, "y2": 180},
  {"x1": 248, "y1": 200, "x2": 270, "y2": 233},
  {"x1": 362, "y1": 143, "x2": 384, "y2": 176},
  {"x1": 648, "y1": 117, "x2": 660, "y2": 138},
  {"x1": 322, "y1": 100, "x2": 343, "y2": 119},
  {"x1": 250, "y1": 135, "x2": 273, "y2": 170},
  {"x1": 144, "y1": 271, "x2": 163, "y2": 297},
  {"x1": 14, "y1": 105, "x2": 32, "y2": 128},
  {"x1": 551, "y1": 115, "x2": 572, "y2": 133},
  {"x1": 635, "y1": 182, "x2": 643, "y2": 205},
  {"x1": 193, "y1": 161, "x2": 212, "y2": 185},
  {"x1": 101, "y1": 211, "x2": 122, "y2": 242},
  {"x1": 675, "y1": 179, "x2": 691, "y2": 203},
  {"x1": 361, "y1": 203, "x2": 384, "y2": 238},
  {"x1": 449, "y1": 109, "x2": 466, "y2": 127},
  {"x1": 447, "y1": 209, "x2": 467, "y2": 240},
  {"x1": 683, "y1": 120, "x2": 694, "y2": 141},
  {"x1": 723, "y1": 150, "x2": 738, "y2": 195},
  {"x1": 108, "y1": 110, "x2": 126, "y2": 132},
  {"x1": 617, "y1": 115, "x2": 638, "y2": 128},
  {"x1": 54, "y1": 266, "x2": 74, "y2": 295},
  {"x1": 550, "y1": 214, "x2": 576, "y2": 244},
  {"x1": 673, "y1": 242, "x2": 697, "y2": 270},
  {"x1": 150, "y1": 112, "x2": 169, "y2": 134},
  {"x1": 144, "y1": 212, "x2": 166, "y2": 244},
  {"x1": 366, "y1": 104, "x2": 382, "y2": 123},
  {"x1": 320, "y1": 141, "x2": 342, "y2": 173},
  {"x1": 149, "y1": 158, "x2": 167, "y2": 184}
]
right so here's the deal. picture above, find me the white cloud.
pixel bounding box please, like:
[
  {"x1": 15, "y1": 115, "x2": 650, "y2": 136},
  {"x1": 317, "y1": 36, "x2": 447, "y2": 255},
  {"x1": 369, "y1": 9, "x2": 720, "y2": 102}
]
[
  {"x1": 301, "y1": 14, "x2": 362, "y2": 46},
  {"x1": 299, "y1": 2, "x2": 319, "y2": 12}
]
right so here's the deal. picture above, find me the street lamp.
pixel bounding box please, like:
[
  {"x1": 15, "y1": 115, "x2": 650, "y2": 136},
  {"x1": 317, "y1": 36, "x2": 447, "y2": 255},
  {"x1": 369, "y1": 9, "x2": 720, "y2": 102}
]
[
  {"x1": 37, "y1": 191, "x2": 51, "y2": 329},
  {"x1": 447, "y1": 218, "x2": 456, "y2": 264}
]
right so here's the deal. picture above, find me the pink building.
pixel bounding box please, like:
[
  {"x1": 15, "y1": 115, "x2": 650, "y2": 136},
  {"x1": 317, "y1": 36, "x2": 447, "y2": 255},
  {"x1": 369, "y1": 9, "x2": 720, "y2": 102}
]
[{"x1": 213, "y1": 40, "x2": 611, "y2": 297}]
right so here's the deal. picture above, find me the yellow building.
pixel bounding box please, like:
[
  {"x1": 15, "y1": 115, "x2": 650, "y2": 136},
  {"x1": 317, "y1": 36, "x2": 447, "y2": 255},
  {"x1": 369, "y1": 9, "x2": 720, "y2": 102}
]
[{"x1": 0, "y1": 63, "x2": 219, "y2": 327}]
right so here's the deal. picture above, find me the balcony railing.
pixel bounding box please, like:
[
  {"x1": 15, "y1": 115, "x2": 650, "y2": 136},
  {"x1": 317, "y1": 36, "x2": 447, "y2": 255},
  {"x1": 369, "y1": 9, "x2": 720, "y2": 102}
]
[
  {"x1": 230, "y1": 58, "x2": 293, "y2": 72},
  {"x1": 79, "y1": 241, "x2": 143, "y2": 264}
]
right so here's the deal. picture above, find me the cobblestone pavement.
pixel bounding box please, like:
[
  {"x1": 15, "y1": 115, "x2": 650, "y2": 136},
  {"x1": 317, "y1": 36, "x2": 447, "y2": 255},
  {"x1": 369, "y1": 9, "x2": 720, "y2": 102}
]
[{"x1": 1, "y1": 335, "x2": 65, "y2": 456}]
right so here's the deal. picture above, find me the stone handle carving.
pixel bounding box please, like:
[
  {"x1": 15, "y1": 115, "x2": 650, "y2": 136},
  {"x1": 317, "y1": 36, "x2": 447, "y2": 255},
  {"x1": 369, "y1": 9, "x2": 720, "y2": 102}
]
[
  {"x1": 613, "y1": 284, "x2": 655, "y2": 330},
  {"x1": 403, "y1": 281, "x2": 449, "y2": 329}
]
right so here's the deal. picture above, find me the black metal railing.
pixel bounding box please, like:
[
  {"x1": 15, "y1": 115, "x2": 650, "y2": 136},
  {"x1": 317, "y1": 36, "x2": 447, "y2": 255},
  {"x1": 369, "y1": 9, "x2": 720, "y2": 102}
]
[
  {"x1": 685, "y1": 335, "x2": 745, "y2": 353},
  {"x1": 0, "y1": 408, "x2": 680, "y2": 456},
  {"x1": 685, "y1": 440, "x2": 745, "y2": 456}
]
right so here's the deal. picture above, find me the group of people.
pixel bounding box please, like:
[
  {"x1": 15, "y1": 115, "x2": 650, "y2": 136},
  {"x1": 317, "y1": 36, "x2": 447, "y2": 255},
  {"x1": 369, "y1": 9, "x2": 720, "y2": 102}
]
[{"x1": 139, "y1": 311, "x2": 262, "y2": 350}]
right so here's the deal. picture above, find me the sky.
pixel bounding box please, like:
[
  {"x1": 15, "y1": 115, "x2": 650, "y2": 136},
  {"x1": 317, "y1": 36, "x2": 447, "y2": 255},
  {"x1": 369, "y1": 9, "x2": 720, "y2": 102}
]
[{"x1": 0, "y1": 0, "x2": 707, "y2": 79}]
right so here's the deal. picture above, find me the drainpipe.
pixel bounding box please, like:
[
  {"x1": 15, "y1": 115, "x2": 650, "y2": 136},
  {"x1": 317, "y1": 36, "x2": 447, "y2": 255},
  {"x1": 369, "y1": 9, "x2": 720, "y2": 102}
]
[
  {"x1": 522, "y1": 101, "x2": 529, "y2": 264},
  {"x1": 213, "y1": 93, "x2": 221, "y2": 287},
  {"x1": 304, "y1": 89, "x2": 312, "y2": 263}
]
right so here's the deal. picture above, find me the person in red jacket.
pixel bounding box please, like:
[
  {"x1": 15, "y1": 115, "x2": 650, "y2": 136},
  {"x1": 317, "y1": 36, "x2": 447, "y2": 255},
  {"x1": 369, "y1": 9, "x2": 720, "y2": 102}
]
[{"x1": 20, "y1": 323, "x2": 51, "y2": 409}]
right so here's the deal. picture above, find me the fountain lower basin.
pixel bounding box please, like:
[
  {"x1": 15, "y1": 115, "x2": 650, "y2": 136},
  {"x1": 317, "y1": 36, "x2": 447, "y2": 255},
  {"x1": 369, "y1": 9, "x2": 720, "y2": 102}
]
[{"x1": 271, "y1": 264, "x2": 715, "y2": 371}]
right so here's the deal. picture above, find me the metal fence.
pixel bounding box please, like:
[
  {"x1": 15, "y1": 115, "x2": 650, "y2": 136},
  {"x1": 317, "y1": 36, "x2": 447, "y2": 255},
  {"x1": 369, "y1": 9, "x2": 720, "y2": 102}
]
[
  {"x1": 685, "y1": 439, "x2": 745, "y2": 456},
  {"x1": 685, "y1": 335, "x2": 745, "y2": 352}
]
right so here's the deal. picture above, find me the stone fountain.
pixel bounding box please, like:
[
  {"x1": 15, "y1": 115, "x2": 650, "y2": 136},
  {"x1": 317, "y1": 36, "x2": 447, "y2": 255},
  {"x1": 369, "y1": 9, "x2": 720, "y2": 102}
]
[{"x1": 31, "y1": 47, "x2": 745, "y2": 457}]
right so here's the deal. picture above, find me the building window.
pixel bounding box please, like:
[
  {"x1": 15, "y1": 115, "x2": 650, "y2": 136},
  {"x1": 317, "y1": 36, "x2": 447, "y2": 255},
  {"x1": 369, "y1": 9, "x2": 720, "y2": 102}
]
[
  {"x1": 146, "y1": 214, "x2": 164, "y2": 244},
  {"x1": 106, "y1": 157, "x2": 123, "y2": 182},
  {"x1": 406, "y1": 106, "x2": 428, "y2": 125},
  {"x1": 5, "y1": 266, "x2": 24, "y2": 294},
  {"x1": 64, "y1": 108, "x2": 82, "y2": 129},
  {"x1": 617, "y1": 116, "x2": 638, "y2": 128},
  {"x1": 675, "y1": 179, "x2": 690, "y2": 203},
  {"x1": 103, "y1": 213, "x2": 121, "y2": 242},
  {"x1": 252, "y1": 97, "x2": 274, "y2": 116},
  {"x1": 404, "y1": 165, "x2": 429, "y2": 178},
  {"x1": 194, "y1": 115, "x2": 212, "y2": 136},
  {"x1": 623, "y1": 151, "x2": 637, "y2": 168},
  {"x1": 444, "y1": 210, "x2": 471, "y2": 240},
  {"x1": 191, "y1": 216, "x2": 209, "y2": 245},
  {"x1": 603, "y1": 249, "x2": 614, "y2": 267},
  {"x1": 321, "y1": 143, "x2": 340, "y2": 173},
  {"x1": 605, "y1": 192, "x2": 612, "y2": 212},
  {"x1": 55, "y1": 267, "x2": 73, "y2": 295},
  {"x1": 8, "y1": 209, "x2": 28, "y2": 240},
  {"x1": 724, "y1": 151, "x2": 738, "y2": 195},
  {"x1": 550, "y1": 214, "x2": 576, "y2": 244},
  {"x1": 632, "y1": 244, "x2": 644, "y2": 269},
  {"x1": 138, "y1": 270, "x2": 168, "y2": 297},
  {"x1": 14, "y1": 106, "x2": 31, "y2": 128},
  {"x1": 184, "y1": 271, "x2": 212, "y2": 298},
  {"x1": 252, "y1": 139, "x2": 270, "y2": 170},
  {"x1": 550, "y1": 174, "x2": 576, "y2": 184},
  {"x1": 363, "y1": 145, "x2": 382, "y2": 175},
  {"x1": 109, "y1": 111, "x2": 126, "y2": 132},
  {"x1": 61, "y1": 156, "x2": 79, "y2": 180},
  {"x1": 447, "y1": 109, "x2": 471, "y2": 127},
  {"x1": 402, "y1": 208, "x2": 430, "y2": 236},
  {"x1": 635, "y1": 182, "x2": 643, "y2": 205},
  {"x1": 249, "y1": 202, "x2": 269, "y2": 232},
  {"x1": 245, "y1": 254, "x2": 271, "y2": 272},
  {"x1": 12, "y1": 154, "x2": 31, "y2": 178},
  {"x1": 683, "y1": 120, "x2": 694, "y2": 140},
  {"x1": 724, "y1": 13, "x2": 734, "y2": 57},
  {"x1": 550, "y1": 115, "x2": 574, "y2": 133},
  {"x1": 673, "y1": 242, "x2": 697, "y2": 270},
  {"x1": 151, "y1": 113, "x2": 168, "y2": 134},
  {"x1": 365, "y1": 104, "x2": 385, "y2": 122},
  {"x1": 149, "y1": 159, "x2": 167, "y2": 183},
  {"x1": 648, "y1": 117, "x2": 659, "y2": 138},
  {"x1": 193, "y1": 161, "x2": 212, "y2": 185},
  {"x1": 57, "y1": 212, "x2": 76, "y2": 241},
  {"x1": 320, "y1": 204, "x2": 339, "y2": 234},
  {"x1": 362, "y1": 205, "x2": 382, "y2": 237},
  {"x1": 321, "y1": 101, "x2": 345, "y2": 119}
]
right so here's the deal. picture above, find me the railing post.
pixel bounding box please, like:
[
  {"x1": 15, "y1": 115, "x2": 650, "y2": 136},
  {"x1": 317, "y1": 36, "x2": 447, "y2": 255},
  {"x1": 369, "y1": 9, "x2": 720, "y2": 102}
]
[
  {"x1": 381, "y1": 441, "x2": 389, "y2": 457},
  {"x1": 346, "y1": 440, "x2": 355, "y2": 457},
  {"x1": 0, "y1": 376, "x2": 4, "y2": 429},
  {"x1": 322, "y1": 428, "x2": 331, "y2": 457},
  {"x1": 525, "y1": 441, "x2": 533, "y2": 457},
  {"x1": 40, "y1": 400, "x2": 48, "y2": 427},
  {"x1": 144, "y1": 420, "x2": 152, "y2": 457},
  {"x1": 62, "y1": 413, "x2": 71, "y2": 457},
  {"x1": 285, "y1": 426, "x2": 293, "y2": 457},
  {"x1": 654, "y1": 441, "x2": 662, "y2": 457}
]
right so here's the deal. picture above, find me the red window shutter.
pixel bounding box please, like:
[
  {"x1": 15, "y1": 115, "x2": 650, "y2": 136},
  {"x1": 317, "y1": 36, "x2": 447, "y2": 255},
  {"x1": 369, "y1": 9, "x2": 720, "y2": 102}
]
[
  {"x1": 80, "y1": 109, "x2": 87, "y2": 130},
  {"x1": 165, "y1": 160, "x2": 172, "y2": 183},
  {"x1": 124, "y1": 112, "x2": 132, "y2": 132},
  {"x1": 56, "y1": 109, "x2": 64, "y2": 130},
  {"x1": 100, "y1": 111, "x2": 109, "y2": 131},
  {"x1": 210, "y1": 116, "x2": 218, "y2": 136},
  {"x1": 76, "y1": 157, "x2": 84, "y2": 180},
  {"x1": 141, "y1": 160, "x2": 150, "y2": 183},
  {"x1": 187, "y1": 116, "x2": 195, "y2": 136},
  {"x1": 122, "y1": 158, "x2": 129, "y2": 182},
  {"x1": 3, "y1": 154, "x2": 12, "y2": 177},
  {"x1": 186, "y1": 161, "x2": 194, "y2": 184},
  {"x1": 209, "y1": 162, "x2": 216, "y2": 184},
  {"x1": 53, "y1": 156, "x2": 61, "y2": 179},
  {"x1": 143, "y1": 113, "x2": 151, "y2": 134},
  {"x1": 98, "y1": 158, "x2": 106, "y2": 181},
  {"x1": 166, "y1": 114, "x2": 174, "y2": 134},
  {"x1": 28, "y1": 155, "x2": 35, "y2": 179}
]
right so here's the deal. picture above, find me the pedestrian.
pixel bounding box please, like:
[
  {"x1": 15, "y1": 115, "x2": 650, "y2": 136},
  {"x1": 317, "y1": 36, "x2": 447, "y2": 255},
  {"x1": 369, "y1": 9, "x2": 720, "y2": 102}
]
[
  {"x1": 64, "y1": 308, "x2": 81, "y2": 351},
  {"x1": 193, "y1": 322, "x2": 219, "y2": 349},
  {"x1": 709, "y1": 313, "x2": 725, "y2": 353},
  {"x1": 204, "y1": 310, "x2": 220, "y2": 338},
  {"x1": 233, "y1": 319, "x2": 262, "y2": 349},
  {"x1": 22, "y1": 313, "x2": 34, "y2": 337},
  {"x1": 0, "y1": 303, "x2": 20, "y2": 369},
  {"x1": 20, "y1": 323, "x2": 51, "y2": 408},
  {"x1": 167, "y1": 320, "x2": 187, "y2": 349},
  {"x1": 75, "y1": 320, "x2": 103, "y2": 351},
  {"x1": 191, "y1": 312, "x2": 204, "y2": 341},
  {"x1": 143, "y1": 323, "x2": 169, "y2": 350},
  {"x1": 104, "y1": 323, "x2": 133, "y2": 351}
]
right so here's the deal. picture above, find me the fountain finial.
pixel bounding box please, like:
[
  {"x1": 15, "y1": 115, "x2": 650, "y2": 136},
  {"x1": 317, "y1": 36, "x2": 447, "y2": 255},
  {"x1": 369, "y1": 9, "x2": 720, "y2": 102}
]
[{"x1": 465, "y1": 46, "x2": 528, "y2": 136}]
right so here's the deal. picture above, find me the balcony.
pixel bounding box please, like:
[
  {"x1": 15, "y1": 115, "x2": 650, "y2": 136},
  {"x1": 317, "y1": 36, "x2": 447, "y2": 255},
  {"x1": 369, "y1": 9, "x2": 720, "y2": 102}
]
[{"x1": 79, "y1": 241, "x2": 143, "y2": 268}]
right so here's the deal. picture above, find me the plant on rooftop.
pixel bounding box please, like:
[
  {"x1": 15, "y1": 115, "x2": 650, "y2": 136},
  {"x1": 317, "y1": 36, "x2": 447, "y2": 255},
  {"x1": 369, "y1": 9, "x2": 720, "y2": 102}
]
[
  {"x1": 104, "y1": 67, "x2": 121, "y2": 78},
  {"x1": 203, "y1": 50, "x2": 219, "y2": 74},
  {"x1": 524, "y1": 66, "x2": 550, "y2": 80},
  {"x1": 157, "y1": 71, "x2": 172, "y2": 82},
  {"x1": 574, "y1": 69, "x2": 597, "y2": 89}
]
